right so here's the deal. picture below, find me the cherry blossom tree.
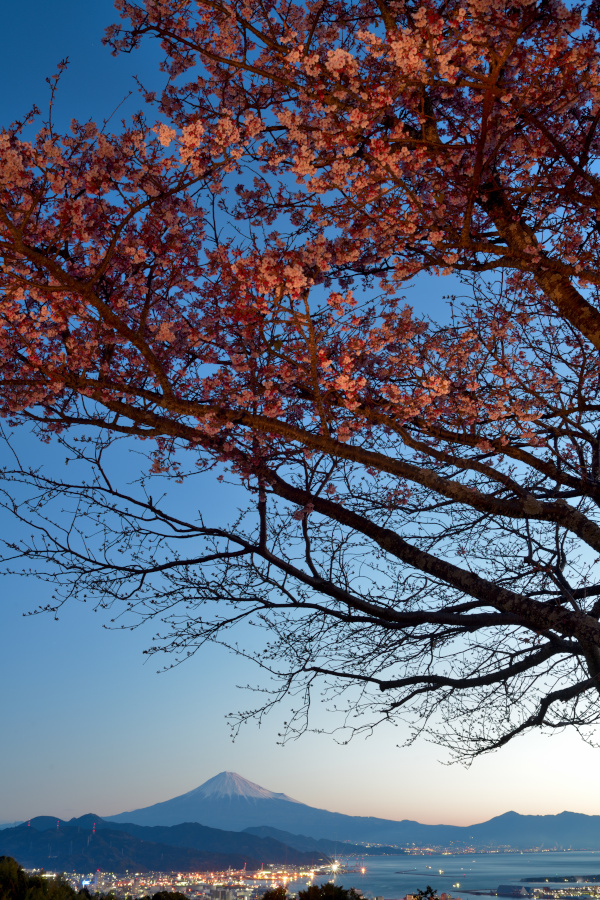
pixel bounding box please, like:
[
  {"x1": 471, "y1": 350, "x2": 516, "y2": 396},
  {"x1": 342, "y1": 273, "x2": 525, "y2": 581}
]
[{"x1": 2, "y1": 0, "x2": 600, "y2": 756}]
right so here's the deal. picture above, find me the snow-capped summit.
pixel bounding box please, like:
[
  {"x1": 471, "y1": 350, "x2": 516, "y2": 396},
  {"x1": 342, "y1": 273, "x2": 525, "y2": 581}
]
[
  {"x1": 106, "y1": 771, "x2": 309, "y2": 831},
  {"x1": 188, "y1": 772, "x2": 300, "y2": 803}
]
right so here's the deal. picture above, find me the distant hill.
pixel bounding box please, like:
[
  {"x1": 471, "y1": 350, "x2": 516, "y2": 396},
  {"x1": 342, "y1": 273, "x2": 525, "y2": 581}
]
[
  {"x1": 243, "y1": 826, "x2": 402, "y2": 856},
  {"x1": 106, "y1": 772, "x2": 600, "y2": 849},
  {"x1": 462, "y1": 810, "x2": 600, "y2": 849},
  {"x1": 94, "y1": 817, "x2": 323, "y2": 864},
  {"x1": 0, "y1": 815, "x2": 323, "y2": 873}
]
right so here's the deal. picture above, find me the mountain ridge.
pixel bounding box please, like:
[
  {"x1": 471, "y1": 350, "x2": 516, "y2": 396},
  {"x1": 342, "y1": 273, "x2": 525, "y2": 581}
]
[
  {"x1": 105, "y1": 773, "x2": 600, "y2": 848},
  {"x1": 0, "y1": 813, "x2": 325, "y2": 873}
]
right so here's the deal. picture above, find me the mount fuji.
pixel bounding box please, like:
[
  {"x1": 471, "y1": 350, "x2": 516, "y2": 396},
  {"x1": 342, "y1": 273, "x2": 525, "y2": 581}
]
[
  {"x1": 106, "y1": 771, "x2": 410, "y2": 841},
  {"x1": 106, "y1": 772, "x2": 310, "y2": 830}
]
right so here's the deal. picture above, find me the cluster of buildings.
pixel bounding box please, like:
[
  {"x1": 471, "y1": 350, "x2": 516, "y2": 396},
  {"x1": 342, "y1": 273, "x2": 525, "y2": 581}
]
[
  {"x1": 496, "y1": 884, "x2": 600, "y2": 900},
  {"x1": 39, "y1": 863, "x2": 335, "y2": 900}
]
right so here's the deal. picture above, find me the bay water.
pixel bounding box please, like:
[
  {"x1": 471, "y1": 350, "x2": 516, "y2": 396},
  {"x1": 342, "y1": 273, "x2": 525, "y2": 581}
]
[{"x1": 286, "y1": 852, "x2": 600, "y2": 900}]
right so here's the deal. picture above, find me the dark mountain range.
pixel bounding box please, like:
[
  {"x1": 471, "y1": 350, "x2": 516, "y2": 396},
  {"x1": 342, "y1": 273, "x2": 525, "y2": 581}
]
[
  {"x1": 0, "y1": 815, "x2": 323, "y2": 873},
  {"x1": 94, "y1": 818, "x2": 322, "y2": 864},
  {"x1": 0, "y1": 821, "x2": 247, "y2": 873},
  {"x1": 107, "y1": 773, "x2": 600, "y2": 849}
]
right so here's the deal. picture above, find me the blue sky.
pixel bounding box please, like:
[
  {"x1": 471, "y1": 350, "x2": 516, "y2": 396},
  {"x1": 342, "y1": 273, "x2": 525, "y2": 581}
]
[{"x1": 1, "y1": 0, "x2": 599, "y2": 829}]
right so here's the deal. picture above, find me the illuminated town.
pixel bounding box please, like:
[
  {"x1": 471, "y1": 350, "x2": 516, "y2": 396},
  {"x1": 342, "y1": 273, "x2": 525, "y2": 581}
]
[
  {"x1": 29, "y1": 861, "x2": 350, "y2": 900},
  {"x1": 23, "y1": 859, "x2": 600, "y2": 900}
]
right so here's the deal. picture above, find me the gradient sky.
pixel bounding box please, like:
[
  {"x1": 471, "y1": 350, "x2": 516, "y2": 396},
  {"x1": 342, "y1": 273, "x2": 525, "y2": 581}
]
[{"x1": 1, "y1": 0, "x2": 599, "y2": 830}]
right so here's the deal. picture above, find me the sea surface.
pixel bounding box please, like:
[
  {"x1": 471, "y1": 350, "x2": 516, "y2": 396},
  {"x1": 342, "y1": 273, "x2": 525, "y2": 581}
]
[{"x1": 285, "y1": 852, "x2": 600, "y2": 900}]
